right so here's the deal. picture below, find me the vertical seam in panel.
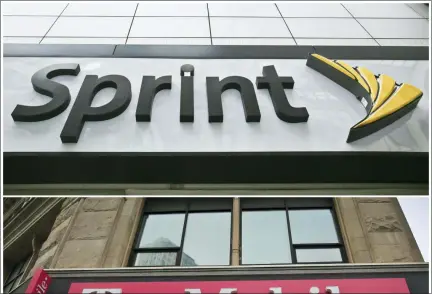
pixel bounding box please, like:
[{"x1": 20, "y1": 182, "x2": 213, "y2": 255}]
[
  {"x1": 341, "y1": 4, "x2": 380, "y2": 46},
  {"x1": 125, "y1": 3, "x2": 139, "y2": 45},
  {"x1": 39, "y1": 3, "x2": 69, "y2": 44},
  {"x1": 207, "y1": 3, "x2": 213, "y2": 45},
  {"x1": 405, "y1": 3, "x2": 426, "y2": 19},
  {"x1": 275, "y1": 3, "x2": 297, "y2": 45}
]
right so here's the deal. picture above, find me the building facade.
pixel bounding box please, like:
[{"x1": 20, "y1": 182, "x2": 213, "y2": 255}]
[
  {"x1": 3, "y1": 197, "x2": 429, "y2": 294},
  {"x1": 1, "y1": 3, "x2": 430, "y2": 294},
  {"x1": 3, "y1": 3, "x2": 429, "y2": 196}
]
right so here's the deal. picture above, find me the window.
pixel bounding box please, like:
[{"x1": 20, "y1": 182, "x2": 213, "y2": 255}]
[
  {"x1": 130, "y1": 197, "x2": 347, "y2": 267},
  {"x1": 130, "y1": 198, "x2": 232, "y2": 267},
  {"x1": 241, "y1": 198, "x2": 346, "y2": 265},
  {"x1": 242, "y1": 210, "x2": 292, "y2": 264},
  {"x1": 3, "y1": 255, "x2": 31, "y2": 294}
]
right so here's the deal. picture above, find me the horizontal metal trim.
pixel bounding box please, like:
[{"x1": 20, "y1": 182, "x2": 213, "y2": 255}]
[
  {"x1": 4, "y1": 183, "x2": 428, "y2": 190},
  {"x1": 3, "y1": 183, "x2": 428, "y2": 196},
  {"x1": 5, "y1": 189, "x2": 428, "y2": 196},
  {"x1": 3, "y1": 44, "x2": 429, "y2": 60},
  {"x1": 44, "y1": 263, "x2": 429, "y2": 278},
  {"x1": 3, "y1": 37, "x2": 429, "y2": 39},
  {"x1": 2, "y1": 15, "x2": 428, "y2": 19},
  {"x1": 4, "y1": 151, "x2": 429, "y2": 185}
]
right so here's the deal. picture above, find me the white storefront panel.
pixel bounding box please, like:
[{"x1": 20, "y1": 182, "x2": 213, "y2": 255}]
[{"x1": 3, "y1": 57, "x2": 429, "y2": 153}]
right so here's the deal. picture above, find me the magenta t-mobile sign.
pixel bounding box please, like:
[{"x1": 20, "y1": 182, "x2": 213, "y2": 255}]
[
  {"x1": 71, "y1": 278, "x2": 411, "y2": 294},
  {"x1": 25, "y1": 268, "x2": 51, "y2": 294}
]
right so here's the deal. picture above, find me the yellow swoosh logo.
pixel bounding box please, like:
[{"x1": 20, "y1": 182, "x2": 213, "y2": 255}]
[{"x1": 307, "y1": 53, "x2": 423, "y2": 143}]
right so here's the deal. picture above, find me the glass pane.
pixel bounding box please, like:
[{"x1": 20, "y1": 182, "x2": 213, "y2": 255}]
[
  {"x1": 181, "y1": 212, "x2": 231, "y2": 266},
  {"x1": 289, "y1": 209, "x2": 339, "y2": 244},
  {"x1": 296, "y1": 248, "x2": 342, "y2": 263},
  {"x1": 241, "y1": 210, "x2": 292, "y2": 264},
  {"x1": 139, "y1": 214, "x2": 185, "y2": 248},
  {"x1": 134, "y1": 252, "x2": 177, "y2": 266}
]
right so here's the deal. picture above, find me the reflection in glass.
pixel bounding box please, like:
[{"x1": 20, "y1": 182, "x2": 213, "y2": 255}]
[
  {"x1": 289, "y1": 209, "x2": 338, "y2": 244},
  {"x1": 296, "y1": 248, "x2": 342, "y2": 263},
  {"x1": 134, "y1": 252, "x2": 177, "y2": 266},
  {"x1": 139, "y1": 214, "x2": 185, "y2": 248},
  {"x1": 242, "y1": 210, "x2": 292, "y2": 264},
  {"x1": 181, "y1": 212, "x2": 231, "y2": 266}
]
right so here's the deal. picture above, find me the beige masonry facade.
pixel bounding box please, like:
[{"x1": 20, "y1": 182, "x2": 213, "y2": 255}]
[{"x1": 2, "y1": 197, "x2": 425, "y2": 288}]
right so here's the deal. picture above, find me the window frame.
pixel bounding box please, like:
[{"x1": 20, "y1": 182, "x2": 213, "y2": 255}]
[
  {"x1": 239, "y1": 198, "x2": 347, "y2": 265},
  {"x1": 129, "y1": 199, "x2": 233, "y2": 267}
]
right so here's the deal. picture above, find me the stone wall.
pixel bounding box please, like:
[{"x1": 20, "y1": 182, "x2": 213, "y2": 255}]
[
  {"x1": 335, "y1": 198, "x2": 423, "y2": 263},
  {"x1": 26, "y1": 198, "x2": 81, "y2": 278},
  {"x1": 27, "y1": 198, "x2": 144, "y2": 271}
]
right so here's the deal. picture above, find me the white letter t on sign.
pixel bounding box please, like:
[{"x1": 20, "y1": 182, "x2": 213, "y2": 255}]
[{"x1": 185, "y1": 288, "x2": 238, "y2": 294}]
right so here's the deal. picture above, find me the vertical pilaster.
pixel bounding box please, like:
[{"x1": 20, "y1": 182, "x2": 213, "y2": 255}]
[
  {"x1": 51, "y1": 198, "x2": 123, "y2": 268},
  {"x1": 333, "y1": 198, "x2": 354, "y2": 263},
  {"x1": 335, "y1": 197, "x2": 424, "y2": 263},
  {"x1": 103, "y1": 197, "x2": 145, "y2": 267},
  {"x1": 231, "y1": 197, "x2": 240, "y2": 266}
]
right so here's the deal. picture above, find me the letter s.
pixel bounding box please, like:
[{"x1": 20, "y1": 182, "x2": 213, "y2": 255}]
[{"x1": 11, "y1": 63, "x2": 80, "y2": 122}]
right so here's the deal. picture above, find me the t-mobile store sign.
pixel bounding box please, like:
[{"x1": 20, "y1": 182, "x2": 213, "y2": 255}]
[
  {"x1": 71, "y1": 278, "x2": 411, "y2": 294},
  {"x1": 25, "y1": 268, "x2": 51, "y2": 294}
]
